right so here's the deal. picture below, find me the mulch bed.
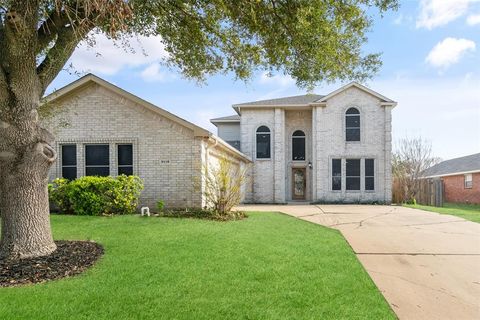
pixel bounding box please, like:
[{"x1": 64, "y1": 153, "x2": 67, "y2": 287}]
[
  {"x1": 0, "y1": 240, "x2": 103, "y2": 287},
  {"x1": 157, "y1": 209, "x2": 248, "y2": 221}
]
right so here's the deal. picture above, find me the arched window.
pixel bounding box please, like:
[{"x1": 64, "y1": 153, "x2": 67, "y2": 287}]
[
  {"x1": 256, "y1": 126, "x2": 271, "y2": 159},
  {"x1": 345, "y1": 107, "x2": 360, "y2": 141},
  {"x1": 292, "y1": 130, "x2": 306, "y2": 161}
]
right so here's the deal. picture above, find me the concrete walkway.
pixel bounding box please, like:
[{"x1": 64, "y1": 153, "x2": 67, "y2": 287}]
[{"x1": 237, "y1": 204, "x2": 480, "y2": 320}]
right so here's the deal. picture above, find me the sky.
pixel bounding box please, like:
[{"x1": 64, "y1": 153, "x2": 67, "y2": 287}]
[{"x1": 48, "y1": 0, "x2": 480, "y2": 161}]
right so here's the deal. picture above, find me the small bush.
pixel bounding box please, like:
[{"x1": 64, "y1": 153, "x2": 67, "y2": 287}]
[
  {"x1": 49, "y1": 175, "x2": 144, "y2": 216},
  {"x1": 156, "y1": 200, "x2": 165, "y2": 213},
  {"x1": 158, "y1": 208, "x2": 247, "y2": 221}
]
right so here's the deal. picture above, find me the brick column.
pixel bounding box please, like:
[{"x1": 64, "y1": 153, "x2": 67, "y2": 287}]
[{"x1": 274, "y1": 108, "x2": 286, "y2": 203}]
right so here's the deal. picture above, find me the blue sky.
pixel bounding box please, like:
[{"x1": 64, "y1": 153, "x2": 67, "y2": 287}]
[{"x1": 49, "y1": 0, "x2": 480, "y2": 160}]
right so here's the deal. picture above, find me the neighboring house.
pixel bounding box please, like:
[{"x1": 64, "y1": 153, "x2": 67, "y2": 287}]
[
  {"x1": 42, "y1": 74, "x2": 251, "y2": 208},
  {"x1": 212, "y1": 82, "x2": 397, "y2": 204},
  {"x1": 422, "y1": 153, "x2": 480, "y2": 204}
]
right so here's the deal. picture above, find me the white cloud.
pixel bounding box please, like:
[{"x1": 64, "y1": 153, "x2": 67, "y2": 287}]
[
  {"x1": 68, "y1": 32, "x2": 169, "y2": 75},
  {"x1": 416, "y1": 0, "x2": 475, "y2": 29},
  {"x1": 425, "y1": 37, "x2": 476, "y2": 68},
  {"x1": 467, "y1": 13, "x2": 480, "y2": 25},
  {"x1": 140, "y1": 63, "x2": 173, "y2": 82},
  {"x1": 259, "y1": 72, "x2": 296, "y2": 87}
]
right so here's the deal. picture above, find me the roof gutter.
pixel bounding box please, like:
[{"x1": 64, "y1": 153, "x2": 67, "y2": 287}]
[{"x1": 423, "y1": 169, "x2": 480, "y2": 179}]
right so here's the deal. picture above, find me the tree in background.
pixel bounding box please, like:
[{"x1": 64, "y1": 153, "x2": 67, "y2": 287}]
[
  {"x1": 0, "y1": 0, "x2": 398, "y2": 259},
  {"x1": 392, "y1": 137, "x2": 441, "y2": 204}
]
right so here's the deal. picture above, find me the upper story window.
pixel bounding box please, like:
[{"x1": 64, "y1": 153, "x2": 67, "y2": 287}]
[
  {"x1": 256, "y1": 126, "x2": 271, "y2": 159},
  {"x1": 345, "y1": 107, "x2": 360, "y2": 141},
  {"x1": 292, "y1": 130, "x2": 306, "y2": 161},
  {"x1": 61, "y1": 144, "x2": 77, "y2": 180},
  {"x1": 85, "y1": 144, "x2": 110, "y2": 177},
  {"x1": 465, "y1": 174, "x2": 473, "y2": 189},
  {"x1": 118, "y1": 144, "x2": 133, "y2": 176}
]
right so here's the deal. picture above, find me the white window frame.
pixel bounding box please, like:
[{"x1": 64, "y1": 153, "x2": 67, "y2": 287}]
[{"x1": 465, "y1": 174, "x2": 473, "y2": 189}]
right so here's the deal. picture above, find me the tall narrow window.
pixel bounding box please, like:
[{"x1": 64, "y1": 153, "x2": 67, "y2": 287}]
[
  {"x1": 118, "y1": 144, "x2": 133, "y2": 175},
  {"x1": 346, "y1": 159, "x2": 360, "y2": 190},
  {"x1": 61, "y1": 144, "x2": 77, "y2": 180},
  {"x1": 85, "y1": 144, "x2": 110, "y2": 176},
  {"x1": 256, "y1": 126, "x2": 271, "y2": 159},
  {"x1": 292, "y1": 130, "x2": 306, "y2": 161},
  {"x1": 365, "y1": 159, "x2": 375, "y2": 191},
  {"x1": 465, "y1": 174, "x2": 473, "y2": 188},
  {"x1": 332, "y1": 159, "x2": 342, "y2": 191},
  {"x1": 346, "y1": 107, "x2": 360, "y2": 141}
]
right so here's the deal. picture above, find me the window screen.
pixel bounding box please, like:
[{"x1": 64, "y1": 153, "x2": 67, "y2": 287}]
[
  {"x1": 61, "y1": 144, "x2": 77, "y2": 180},
  {"x1": 118, "y1": 144, "x2": 133, "y2": 176},
  {"x1": 346, "y1": 159, "x2": 360, "y2": 190},
  {"x1": 365, "y1": 159, "x2": 375, "y2": 191},
  {"x1": 346, "y1": 108, "x2": 360, "y2": 141},
  {"x1": 332, "y1": 159, "x2": 342, "y2": 191},
  {"x1": 85, "y1": 144, "x2": 110, "y2": 176}
]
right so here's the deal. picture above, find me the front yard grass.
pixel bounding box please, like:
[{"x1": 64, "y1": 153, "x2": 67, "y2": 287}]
[
  {"x1": 405, "y1": 202, "x2": 480, "y2": 223},
  {"x1": 0, "y1": 212, "x2": 394, "y2": 319}
]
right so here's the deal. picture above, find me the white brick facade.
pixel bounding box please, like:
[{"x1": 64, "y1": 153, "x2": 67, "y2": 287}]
[
  {"x1": 216, "y1": 82, "x2": 396, "y2": 204},
  {"x1": 43, "y1": 75, "x2": 251, "y2": 209}
]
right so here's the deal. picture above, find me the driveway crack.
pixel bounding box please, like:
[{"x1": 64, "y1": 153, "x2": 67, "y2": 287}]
[{"x1": 367, "y1": 270, "x2": 472, "y2": 304}]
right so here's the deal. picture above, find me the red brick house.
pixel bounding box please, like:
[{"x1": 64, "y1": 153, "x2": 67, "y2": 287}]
[{"x1": 423, "y1": 153, "x2": 480, "y2": 204}]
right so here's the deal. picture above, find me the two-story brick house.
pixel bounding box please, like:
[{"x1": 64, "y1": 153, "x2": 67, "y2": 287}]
[
  {"x1": 212, "y1": 82, "x2": 397, "y2": 204},
  {"x1": 45, "y1": 74, "x2": 396, "y2": 207}
]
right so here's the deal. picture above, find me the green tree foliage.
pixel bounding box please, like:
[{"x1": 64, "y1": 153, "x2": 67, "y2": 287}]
[{"x1": 0, "y1": 0, "x2": 397, "y2": 259}]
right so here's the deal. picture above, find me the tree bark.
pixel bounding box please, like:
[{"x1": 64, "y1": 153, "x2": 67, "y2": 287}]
[{"x1": 0, "y1": 110, "x2": 58, "y2": 260}]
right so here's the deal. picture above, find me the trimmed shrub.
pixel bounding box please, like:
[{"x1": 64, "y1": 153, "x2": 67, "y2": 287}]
[{"x1": 49, "y1": 175, "x2": 144, "y2": 216}]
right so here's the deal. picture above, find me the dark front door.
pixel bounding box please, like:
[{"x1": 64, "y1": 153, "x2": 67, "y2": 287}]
[{"x1": 292, "y1": 168, "x2": 306, "y2": 200}]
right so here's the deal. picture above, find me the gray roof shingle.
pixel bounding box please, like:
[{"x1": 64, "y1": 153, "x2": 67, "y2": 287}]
[
  {"x1": 210, "y1": 115, "x2": 241, "y2": 122},
  {"x1": 233, "y1": 94, "x2": 324, "y2": 107},
  {"x1": 423, "y1": 153, "x2": 480, "y2": 177}
]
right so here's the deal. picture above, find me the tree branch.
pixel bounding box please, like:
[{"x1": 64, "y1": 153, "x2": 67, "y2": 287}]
[
  {"x1": 36, "y1": 10, "x2": 71, "y2": 56},
  {"x1": 36, "y1": 24, "x2": 91, "y2": 94}
]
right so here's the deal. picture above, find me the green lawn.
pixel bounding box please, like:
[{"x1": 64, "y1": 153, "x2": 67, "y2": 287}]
[
  {"x1": 0, "y1": 213, "x2": 394, "y2": 320},
  {"x1": 405, "y1": 202, "x2": 480, "y2": 223}
]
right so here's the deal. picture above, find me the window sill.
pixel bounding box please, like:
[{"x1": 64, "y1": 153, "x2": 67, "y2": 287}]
[{"x1": 255, "y1": 158, "x2": 272, "y2": 161}]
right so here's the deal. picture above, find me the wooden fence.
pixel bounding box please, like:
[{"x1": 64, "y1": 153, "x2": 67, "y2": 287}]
[
  {"x1": 416, "y1": 179, "x2": 444, "y2": 207},
  {"x1": 392, "y1": 178, "x2": 444, "y2": 207}
]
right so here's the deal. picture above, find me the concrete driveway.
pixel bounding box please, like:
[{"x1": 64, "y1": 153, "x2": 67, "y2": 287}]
[{"x1": 237, "y1": 204, "x2": 480, "y2": 320}]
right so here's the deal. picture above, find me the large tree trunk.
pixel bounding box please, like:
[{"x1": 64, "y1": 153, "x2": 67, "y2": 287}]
[{"x1": 0, "y1": 108, "x2": 58, "y2": 259}]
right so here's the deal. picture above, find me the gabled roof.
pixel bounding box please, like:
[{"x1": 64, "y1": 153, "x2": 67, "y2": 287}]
[
  {"x1": 423, "y1": 153, "x2": 480, "y2": 178},
  {"x1": 43, "y1": 73, "x2": 211, "y2": 137},
  {"x1": 210, "y1": 115, "x2": 241, "y2": 125},
  {"x1": 314, "y1": 82, "x2": 396, "y2": 106},
  {"x1": 231, "y1": 82, "x2": 396, "y2": 114}
]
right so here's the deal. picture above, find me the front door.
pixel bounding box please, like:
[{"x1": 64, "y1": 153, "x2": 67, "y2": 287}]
[{"x1": 292, "y1": 168, "x2": 306, "y2": 200}]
